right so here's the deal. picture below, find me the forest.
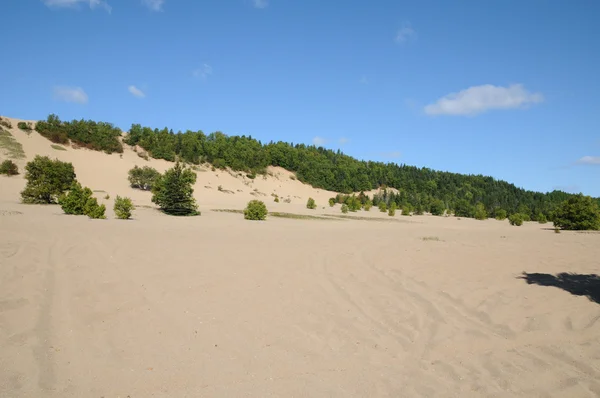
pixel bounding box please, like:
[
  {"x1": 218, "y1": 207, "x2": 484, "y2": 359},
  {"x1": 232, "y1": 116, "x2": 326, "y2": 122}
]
[{"x1": 33, "y1": 114, "x2": 599, "y2": 220}]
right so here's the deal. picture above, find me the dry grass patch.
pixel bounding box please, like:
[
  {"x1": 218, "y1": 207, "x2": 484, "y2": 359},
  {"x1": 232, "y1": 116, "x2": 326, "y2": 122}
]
[
  {"x1": 51, "y1": 144, "x2": 67, "y2": 151},
  {"x1": 0, "y1": 129, "x2": 25, "y2": 159}
]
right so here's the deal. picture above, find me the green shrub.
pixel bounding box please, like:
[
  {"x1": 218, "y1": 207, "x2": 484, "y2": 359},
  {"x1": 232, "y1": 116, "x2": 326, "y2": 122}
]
[
  {"x1": 363, "y1": 200, "x2": 372, "y2": 211},
  {"x1": 537, "y1": 213, "x2": 547, "y2": 224},
  {"x1": 401, "y1": 205, "x2": 411, "y2": 216},
  {"x1": 388, "y1": 202, "x2": 397, "y2": 216},
  {"x1": 59, "y1": 182, "x2": 93, "y2": 215},
  {"x1": 84, "y1": 197, "x2": 106, "y2": 219},
  {"x1": 0, "y1": 159, "x2": 18, "y2": 176},
  {"x1": 128, "y1": 166, "x2": 161, "y2": 191},
  {"x1": 0, "y1": 118, "x2": 12, "y2": 129},
  {"x1": 341, "y1": 204, "x2": 349, "y2": 214},
  {"x1": 151, "y1": 162, "x2": 199, "y2": 216},
  {"x1": 114, "y1": 196, "x2": 135, "y2": 219},
  {"x1": 414, "y1": 204, "x2": 424, "y2": 215},
  {"x1": 378, "y1": 202, "x2": 387, "y2": 212},
  {"x1": 474, "y1": 203, "x2": 487, "y2": 220},
  {"x1": 495, "y1": 209, "x2": 507, "y2": 220},
  {"x1": 21, "y1": 156, "x2": 76, "y2": 204},
  {"x1": 347, "y1": 196, "x2": 361, "y2": 212},
  {"x1": 454, "y1": 199, "x2": 475, "y2": 218},
  {"x1": 430, "y1": 199, "x2": 445, "y2": 216},
  {"x1": 17, "y1": 122, "x2": 32, "y2": 131},
  {"x1": 328, "y1": 198, "x2": 335, "y2": 207},
  {"x1": 552, "y1": 195, "x2": 600, "y2": 230},
  {"x1": 244, "y1": 200, "x2": 267, "y2": 220},
  {"x1": 306, "y1": 197, "x2": 317, "y2": 210},
  {"x1": 508, "y1": 213, "x2": 524, "y2": 226},
  {"x1": 274, "y1": 196, "x2": 279, "y2": 203}
]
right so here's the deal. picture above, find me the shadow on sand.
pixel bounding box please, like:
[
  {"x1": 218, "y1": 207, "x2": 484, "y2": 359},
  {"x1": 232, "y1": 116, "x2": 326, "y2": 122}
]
[{"x1": 519, "y1": 272, "x2": 600, "y2": 304}]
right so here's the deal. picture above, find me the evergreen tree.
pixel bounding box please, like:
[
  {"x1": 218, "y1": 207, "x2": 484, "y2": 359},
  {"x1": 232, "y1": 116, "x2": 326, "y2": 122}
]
[
  {"x1": 21, "y1": 156, "x2": 76, "y2": 204},
  {"x1": 151, "y1": 162, "x2": 199, "y2": 216},
  {"x1": 553, "y1": 195, "x2": 600, "y2": 230}
]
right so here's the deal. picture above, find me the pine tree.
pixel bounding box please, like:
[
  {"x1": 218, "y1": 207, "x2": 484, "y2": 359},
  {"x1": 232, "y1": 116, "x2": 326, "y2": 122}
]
[{"x1": 151, "y1": 162, "x2": 199, "y2": 216}]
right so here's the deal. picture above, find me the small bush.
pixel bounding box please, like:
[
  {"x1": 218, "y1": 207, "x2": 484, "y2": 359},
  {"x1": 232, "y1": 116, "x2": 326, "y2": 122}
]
[
  {"x1": 0, "y1": 159, "x2": 19, "y2": 176},
  {"x1": 17, "y1": 121, "x2": 32, "y2": 131},
  {"x1": 554, "y1": 226, "x2": 561, "y2": 234},
  {"x1": 341, "y1": 204, "x2": 349, "y2": 214},
  {"x1": 363, "y1": 200, "x2": 372, "y2": 211},
  {"x1": 388, "y1": 202, "x2": 397, "y2": 216},
  {"x1": 508, "y1": 213, "x2": 524, "y2": 226},
  {"x1": 21, "y1": 156, "x2": 76, "y2": 204},
  {"x1": 104, "y1": 194, "x2": 110, "y2": 200},
  {"x1": 414, "y1": 204, "x2": 424, "y2": 215},
  {"x1": 274, "y1": 196, "x2": 279, "y2": 203},
  {"x1": 328, "y1": 198, "x2": 335, "y2": 207},
  {"x1": 244, "y1": 200, "x2": 267, "y2": 220},
  {"x1": 59, "y1": 182, "x2": 93, "y2": 215},
  {"x1": 347, "y1": 196, "x2": 362, "y2": 212},
  {"x1": 128, "y1": 166, "x2": 161, "y2": 191},
  {"x1": 84, "y1": 197, "x2": 106, "y2": 219},
  {"x1": 402, "y1": 206, "x2": 411, "y2": 216},
  {"x1": 114, "y1": 196, "x2": 134, "y2": 219},
  {"x1": 0, "y1": 119, "x2": 12, "y2": 129},
  {"x1": 430, "y1": 199, "x2": 445, "y2": 216},
  {"x1": 537, "y1": 213, "x2": 547, "y2": 224},
  {"x1": 378, "y1": 202, "x2": 387, "y2": 212},
  {"x1": 474, "y1": 203, "x2": 487, "y2": 220},
  {"x1": 495, "y1": 209, "x2": 507, "y2": 220},
  {"x1": 552, "y1": 195, "x2": 600, "y2": 230},
  {"x1": 306, "y1": 197, "x2": 317, "y2": 210}
]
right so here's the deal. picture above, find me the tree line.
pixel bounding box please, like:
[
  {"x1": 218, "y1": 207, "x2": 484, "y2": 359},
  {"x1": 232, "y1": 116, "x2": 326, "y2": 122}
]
[{"x1": 31, "y1": 114, "x2": 600, "y2": 220}]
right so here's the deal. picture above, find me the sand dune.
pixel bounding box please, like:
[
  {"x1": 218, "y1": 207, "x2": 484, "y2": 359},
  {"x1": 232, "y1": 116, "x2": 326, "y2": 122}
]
[{"x1": 1, "y1": 116, "x2": 600, "y2": 397}]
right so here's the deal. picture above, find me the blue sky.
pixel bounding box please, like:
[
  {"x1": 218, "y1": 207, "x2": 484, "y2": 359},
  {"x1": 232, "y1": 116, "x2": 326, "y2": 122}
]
[{"x1": 1, "y1": 0, "x2": 599, "y2": 196}]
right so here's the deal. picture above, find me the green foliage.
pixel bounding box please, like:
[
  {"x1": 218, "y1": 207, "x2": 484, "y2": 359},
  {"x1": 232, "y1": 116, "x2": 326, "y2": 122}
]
[
  {"x1": 552, "y1": 195, "x2": 600, "y2": 230},
  {"x1": 388, "y1": 202, "x2": 397, "y2": 216},
  {"x1": 378, "y1": 202, "x2": 387, "y2": 212},
  {"x1": 429, "y1": 199, "x2": 445, "y2": 216},
  {"x1": 474, "y1": 202, "x2": 487, "y2": 220},
  {"x1": 84, "y1": 197, "x2": 106, "y2": 219},
  {"x1": 495, "y1": 209, "x2": 507, "y2": 220},
  {"x1": 306, "y1": 197, "x2": 317, "y2": 210},
  {"x1": 508, "y1": 213, "x2": 524, "y2": 226},
  {"x1": 454, "y1": 199, "x2": 475, "y2": 218},
  {"x1": 0, "y1": 118, "x2": 12, "y2": 129},
  {"x1": 128, "y1": 166, "x2": 161, "y2": 191},
  {"x1": 51, "y1": 144, "x2": 67, "y2": 151},
  {"x1": 114, "y1": 196, "x2": 135, "y2": 219},
  {"x1": 21, "y1": 156, "x2": 76, "y2": 204},
  {"x1": 244, "y1": 200, "x2": 267, "y2": 220},
  {"x1": 35, "y1": 114, "x2": 122, "y2": 153},
  {"x1": 341, "y1": 204, "x2": 349, "y2": 214},
  {"x1": 17, "y1": 121, "x2": 32, "y2": 131},
  {"x1": 151, "y1": 162, "x2": 199, "y2": 216},
  {"x1": 274, "y1": 196, "x2": 279, "y2": 203},
  {"x1": 0, "y1": 159, "x2": 18, "y2": 176},
  {"x1": 0, "y1": 128, "x2": 26, "y2": 159},
  {"x1": 346, "y1": 195, "x2": 362, "y2": 212},
  {"x1": 59, "y1": 182, "x2": 93, "y2": 215},
  {"x1": 328, "y1": 198, "x2": 335, "y2": 207},
  {"x1": 363, "y1": 199, "x2": 372, "y2": 211},
  {"x1": 401, "y1": 205, "x2": 411, "y2": 216},
  {"x1": 414, "y1": 204, "x2": 424, "y2": 215},
  {"x1": 537, "y1": 213, "x2": 547, "y2": 224}
]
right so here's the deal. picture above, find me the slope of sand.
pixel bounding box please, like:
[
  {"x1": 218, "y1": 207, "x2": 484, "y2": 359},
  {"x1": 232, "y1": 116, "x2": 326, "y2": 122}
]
[{"x1": 1, "y1": 116, "x2": 600, "y2": 397}]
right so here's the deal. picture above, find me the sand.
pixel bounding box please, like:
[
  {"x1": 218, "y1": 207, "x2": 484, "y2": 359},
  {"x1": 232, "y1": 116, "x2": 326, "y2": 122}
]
[{"x1": 1, "y1": 116, "x2": 600, "y2": 397}]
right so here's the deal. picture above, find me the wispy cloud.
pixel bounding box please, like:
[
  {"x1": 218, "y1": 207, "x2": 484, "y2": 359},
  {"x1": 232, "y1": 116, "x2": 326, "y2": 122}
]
[
  {"x1": 378, "y1": 151, "x2": 401, "y2": 159},
  {"x1": 312, "y1": 136, "x2": 326, "y2": 146},
  {"x1": 192, "y1": 64, "x2": 212, "y2": 80},
  {"x1": 252, "y1": 0, "x2": 268, "y2": 9},
  {"x1": 128, "y1": 85, "x2": 145, "y2": 98},
  {"x1": 576, "y1": 156, "x2": 600, "y2": 165},
  {"x1": 42, "y1": 0, "x2": 111, "y2": 12},
  {"x1": 141, "y1": 0, "x2": 163, "y2": 11},
  {"x1": 424, "y1": 84, "x2": 543, "y2": 116},
  {"x1": 53, "y1": 86, "x2": 88, "y2": 104},
  {"x1": 395, "y1": 23, "x2": 416, "y2": 44},
  {"x1": 338, "y1": 137, "x2": 349, "y2": 145}
]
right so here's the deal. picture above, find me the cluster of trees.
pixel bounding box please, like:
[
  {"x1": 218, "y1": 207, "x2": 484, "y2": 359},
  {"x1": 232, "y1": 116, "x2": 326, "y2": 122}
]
[
  {"x1": 59, "y1": 181, "x2": 106, "y2": 219},
  {"x1": 24, "y1": 115, "x2": 600, "y2": 228},
  {"x1": 35, "y1": 114, "x2": 123, "y2": 153}
]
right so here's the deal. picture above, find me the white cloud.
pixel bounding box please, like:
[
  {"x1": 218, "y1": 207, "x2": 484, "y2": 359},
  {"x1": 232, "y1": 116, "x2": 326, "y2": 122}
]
[
  {"x1": 576, "y1": 156, "x2": 600, "y2": 165},
  {"x1": 53, "y1": 86, "x2": 88, "y2": 104},
  {"x1": 128, "y1": 85, "x2": 145, "y2": 98},
  {"x1": 141, "y1": 0, "x2": 164, "y2": 11},
  {"x1": 252, "y1": 0, "x2": 268, "y2": 8},
  {"x1": 338, "y1": 137, "x2": 349, "y2": 145},
  {"x1": 312, "y1": 136, "x2": 326, "y2": 146},
  {"x1": 42, "y1": 0, "x2": 111, "y2": 12},
  {"x1": 395, "y1": 23, "x2": 416, "y2": 44},
  {"x1": 378, "y1": 151, "x2": 401, "y2": 159},
  {"x1": 424, "y1": 84, "x2": 543, "y2": 116},
  {"x1": 192, "y1": 64, "x2": 213, "y2": 80}
]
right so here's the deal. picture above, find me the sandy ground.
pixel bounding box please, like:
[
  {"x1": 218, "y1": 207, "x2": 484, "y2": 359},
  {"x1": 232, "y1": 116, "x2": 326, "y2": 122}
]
[{"x1": 1, "y1": 116, "x2": 600, "y2": 397}]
